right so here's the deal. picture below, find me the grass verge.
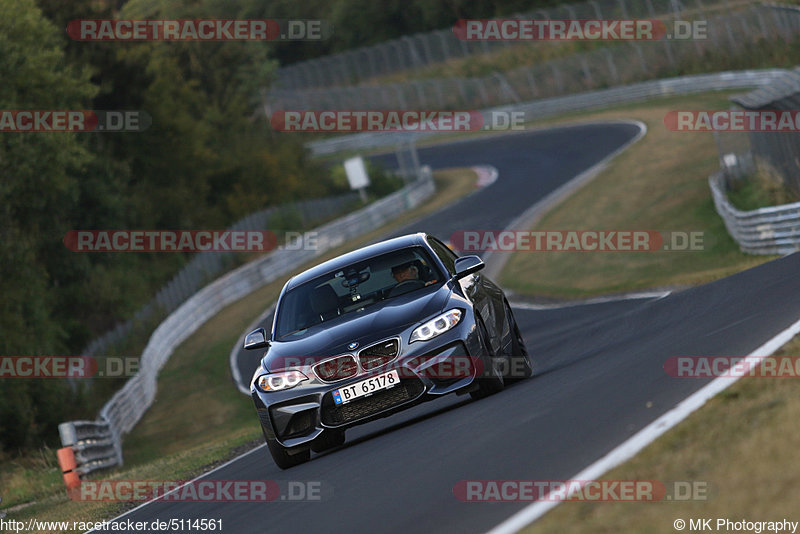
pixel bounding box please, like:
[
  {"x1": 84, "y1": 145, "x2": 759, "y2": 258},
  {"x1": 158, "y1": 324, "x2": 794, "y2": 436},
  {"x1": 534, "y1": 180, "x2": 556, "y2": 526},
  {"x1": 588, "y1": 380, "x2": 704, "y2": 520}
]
[
  {"x1": 726, "y1": 166, "x2": 800, "y2": 211},
  {"x1": 499, "y1": 92, "x2": 775, "y2": 299},
  {"x1": 523, "y1": 333, "x2": 800, "y2": 533}
]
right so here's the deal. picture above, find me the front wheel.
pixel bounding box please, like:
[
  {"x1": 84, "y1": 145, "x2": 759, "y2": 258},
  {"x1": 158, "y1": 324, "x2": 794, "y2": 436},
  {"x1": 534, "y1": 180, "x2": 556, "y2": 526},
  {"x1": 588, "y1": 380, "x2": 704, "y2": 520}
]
[
  {"x1": 470, "y1": 317, "x2": 505, "y2": 400},
  {"x1": 266, "y1": 438, "x2": 310, "y2": 470},
  {"x1": 504, "y1": 301, "x2": 532, "y2": 383}
]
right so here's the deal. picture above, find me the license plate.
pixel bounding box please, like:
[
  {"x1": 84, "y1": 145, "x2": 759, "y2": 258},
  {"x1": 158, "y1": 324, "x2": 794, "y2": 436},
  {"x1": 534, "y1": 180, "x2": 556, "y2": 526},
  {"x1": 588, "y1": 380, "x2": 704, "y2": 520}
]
[{"x1": 333, "y1": 370, "x2": 400, "y2": 405}]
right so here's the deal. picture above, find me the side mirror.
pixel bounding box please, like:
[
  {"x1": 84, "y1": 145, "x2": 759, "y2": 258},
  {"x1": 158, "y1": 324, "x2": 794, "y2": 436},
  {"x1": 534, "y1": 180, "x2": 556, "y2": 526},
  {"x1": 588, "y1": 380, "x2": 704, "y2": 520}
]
[
  {"x1": 453, "y1": 255, "x2": 485, "y2": 279},
  {"x1": 244, "y1": 328, "x2": 270, "y2": 350}
]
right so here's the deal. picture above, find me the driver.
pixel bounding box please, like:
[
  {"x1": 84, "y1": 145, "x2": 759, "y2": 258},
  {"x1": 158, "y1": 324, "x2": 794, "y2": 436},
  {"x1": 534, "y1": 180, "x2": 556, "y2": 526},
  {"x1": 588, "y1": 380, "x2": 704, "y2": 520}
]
[{"x1": 391, "y1": 262, "x2": 419, "y2": 283}]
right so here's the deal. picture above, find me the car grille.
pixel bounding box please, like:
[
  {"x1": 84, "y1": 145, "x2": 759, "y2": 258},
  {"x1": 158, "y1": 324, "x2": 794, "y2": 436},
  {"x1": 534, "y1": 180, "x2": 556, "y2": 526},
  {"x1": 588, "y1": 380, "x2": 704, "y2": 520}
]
[
  {"x1": 320, "y1": 378, "x2": 425, "y2": 426},
  {"x1": 314, "y1": 355, "x2": 358, "y2": 382},
  {"x1": 358, "y1": 338, "x2": 400, "y2": 371}
]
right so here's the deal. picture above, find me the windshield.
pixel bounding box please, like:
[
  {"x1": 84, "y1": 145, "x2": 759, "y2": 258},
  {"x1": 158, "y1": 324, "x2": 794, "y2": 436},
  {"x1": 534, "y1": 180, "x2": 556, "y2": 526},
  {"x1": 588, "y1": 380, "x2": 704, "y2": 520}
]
[{"x1": 274, "y1": 246, "x2": 442, "y2": 340}]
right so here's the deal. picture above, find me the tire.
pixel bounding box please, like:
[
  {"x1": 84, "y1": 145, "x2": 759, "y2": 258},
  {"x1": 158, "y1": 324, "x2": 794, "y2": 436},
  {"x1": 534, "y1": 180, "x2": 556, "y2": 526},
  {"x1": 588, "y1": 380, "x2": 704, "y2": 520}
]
[
  {"x1": 311, "y1": 430, "x2": 346, "y2": 453},
  {"x1": 470, "y1": 316, "x2": 505, "y2": 400},
  {"x1": 504, "y1": 301, "x2": 532, "y2": 383},
  {"x1": 266, "y1": 438, "x2": 310, "y2": 470}
]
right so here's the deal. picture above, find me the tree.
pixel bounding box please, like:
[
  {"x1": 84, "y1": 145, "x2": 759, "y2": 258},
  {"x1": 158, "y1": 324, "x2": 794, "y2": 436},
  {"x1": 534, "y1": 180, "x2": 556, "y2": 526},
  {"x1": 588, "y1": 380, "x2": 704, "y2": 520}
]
[{"x1": 0, "y1": 0, "x2": 97, "y2": 452}]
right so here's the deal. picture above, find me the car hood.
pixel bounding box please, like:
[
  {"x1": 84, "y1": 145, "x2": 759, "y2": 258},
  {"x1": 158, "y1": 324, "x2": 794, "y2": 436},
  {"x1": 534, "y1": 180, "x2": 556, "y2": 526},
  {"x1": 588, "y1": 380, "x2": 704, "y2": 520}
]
[{"x1": 263, "y1": 284, "x2": 453, "y2": 370}]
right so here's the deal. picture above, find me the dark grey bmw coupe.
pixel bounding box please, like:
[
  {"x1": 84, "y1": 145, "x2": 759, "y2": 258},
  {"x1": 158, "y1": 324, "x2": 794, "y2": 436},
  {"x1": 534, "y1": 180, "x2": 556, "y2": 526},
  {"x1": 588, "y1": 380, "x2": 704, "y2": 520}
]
[{"x1": 244, "y1": 233, "x2": 531, "y2": 468}]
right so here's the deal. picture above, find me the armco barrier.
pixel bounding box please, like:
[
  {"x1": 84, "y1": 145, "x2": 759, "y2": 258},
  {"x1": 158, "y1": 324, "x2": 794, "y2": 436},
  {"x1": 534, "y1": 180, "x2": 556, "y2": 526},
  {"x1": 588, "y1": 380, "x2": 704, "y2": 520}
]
[
  {"x1": 58, "y1": 168, "x2": 435, "y2": 476},
  {"x1": 58, "y1": 421, "x2": 120, "y2": 474},
  {"x1": 710, "y1": 170, "x2": 800, "y2": 255},
  {"x1": 307, "y1": 69, "x2": 788, "y2": 156}
]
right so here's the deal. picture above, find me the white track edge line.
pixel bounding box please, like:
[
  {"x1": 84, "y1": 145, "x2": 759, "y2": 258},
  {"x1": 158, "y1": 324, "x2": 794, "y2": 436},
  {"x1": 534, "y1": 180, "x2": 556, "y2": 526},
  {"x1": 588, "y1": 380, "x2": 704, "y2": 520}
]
[
  {"x1": 486, "y1": 314, "x2": 800, "y2": 534},
  {"x1": 510, "y1": 291, "x2": 670, "y2": 310},
  {"x1": 85, "y1": 444, "x2": 266, "y2": 533}
]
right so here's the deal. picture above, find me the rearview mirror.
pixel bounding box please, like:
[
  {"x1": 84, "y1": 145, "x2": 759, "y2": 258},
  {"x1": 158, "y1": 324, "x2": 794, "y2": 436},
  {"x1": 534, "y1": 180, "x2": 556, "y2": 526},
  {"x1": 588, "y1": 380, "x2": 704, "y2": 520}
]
[
  {"x1": 243, "y1": 328, "x2": 270, "y2": 350},
  {"x1": 453, "y1": 255, "x2": 485, "y2": 279}
]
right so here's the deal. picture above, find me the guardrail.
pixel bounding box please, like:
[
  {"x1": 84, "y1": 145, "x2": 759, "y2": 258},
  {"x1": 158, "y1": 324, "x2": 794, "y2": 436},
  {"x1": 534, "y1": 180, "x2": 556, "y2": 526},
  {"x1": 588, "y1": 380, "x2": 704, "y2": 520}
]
[
  {"x1": 58, "y1": 167, "x2": 435, "y2": 476},
  {"x1": 308, "y1": 69, "x2": 788, "y2": 156},
  {"x1": 58, "y1": 421, "x2": 120, "y2": 474},
  {"x1": 710, "y1": 170, "x2": 800, "y2": 255}
]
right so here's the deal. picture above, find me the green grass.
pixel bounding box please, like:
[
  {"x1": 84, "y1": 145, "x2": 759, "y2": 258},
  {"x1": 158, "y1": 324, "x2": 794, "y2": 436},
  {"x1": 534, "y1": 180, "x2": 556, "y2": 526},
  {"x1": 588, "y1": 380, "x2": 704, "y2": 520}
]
[
  {"x1": 499, "y1": 92, "x2": 775, "y2": 299},
  {"x1": 524, "y1": 334, "x2": 800, "y2": 533},
  {"x1": 726, "y1": 167, "x2": 800, "y2": 211}
]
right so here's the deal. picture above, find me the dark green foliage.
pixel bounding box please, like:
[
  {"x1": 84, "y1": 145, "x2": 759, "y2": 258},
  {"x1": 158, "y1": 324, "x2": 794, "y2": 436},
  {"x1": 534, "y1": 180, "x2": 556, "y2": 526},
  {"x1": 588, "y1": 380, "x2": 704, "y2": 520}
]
[{"x1": 0, "y1": 0, "x2": 335, "y2": 453}]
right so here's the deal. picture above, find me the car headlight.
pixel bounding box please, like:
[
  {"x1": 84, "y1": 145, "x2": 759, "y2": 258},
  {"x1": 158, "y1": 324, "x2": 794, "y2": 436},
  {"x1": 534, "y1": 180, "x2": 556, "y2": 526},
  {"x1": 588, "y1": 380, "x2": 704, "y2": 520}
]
[
  {"x1": 256, "y1": 370, "x2": 308, "y2": 392},
  {"x1": 410, "y1": 309, "x2": 463, "y2": 343}
]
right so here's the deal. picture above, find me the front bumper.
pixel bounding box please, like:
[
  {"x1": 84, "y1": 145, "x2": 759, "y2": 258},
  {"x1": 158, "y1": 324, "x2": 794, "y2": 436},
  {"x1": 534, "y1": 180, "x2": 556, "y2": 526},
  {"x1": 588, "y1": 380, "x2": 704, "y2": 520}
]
[{"x1": 251, "y1": 320, "x2": 485, "y2": 448}]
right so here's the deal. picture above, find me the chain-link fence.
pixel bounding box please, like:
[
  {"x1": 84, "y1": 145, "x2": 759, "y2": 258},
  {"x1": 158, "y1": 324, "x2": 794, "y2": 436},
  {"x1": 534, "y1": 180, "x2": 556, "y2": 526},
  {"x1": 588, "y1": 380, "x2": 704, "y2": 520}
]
[
  {"x1": 265, "y1": 1, "x2": 798, "y2": 114},
  {"x1": 730, "y1": 65, "x2": 800, "y2": 195},
  {"x1": 713, "y1": 65, "x2": 800, "y2": 195},
  {"x1": 274, "y1": 0, "x2": 737, "y2": 91}
]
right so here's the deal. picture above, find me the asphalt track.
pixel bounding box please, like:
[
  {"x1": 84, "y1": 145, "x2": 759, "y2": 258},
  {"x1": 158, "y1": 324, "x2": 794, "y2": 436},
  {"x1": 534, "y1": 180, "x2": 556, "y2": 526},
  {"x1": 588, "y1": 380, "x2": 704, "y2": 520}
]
[{"x1": 94, "y1": 123, "x2": 800, "y2": 533}]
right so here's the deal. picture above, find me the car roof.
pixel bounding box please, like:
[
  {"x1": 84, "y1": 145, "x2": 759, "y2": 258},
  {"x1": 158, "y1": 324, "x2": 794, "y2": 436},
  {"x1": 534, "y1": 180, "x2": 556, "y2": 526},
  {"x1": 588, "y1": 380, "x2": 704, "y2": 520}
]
[{"x1": 285, "y1": 233, "x2": 431, "y2": 290}]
